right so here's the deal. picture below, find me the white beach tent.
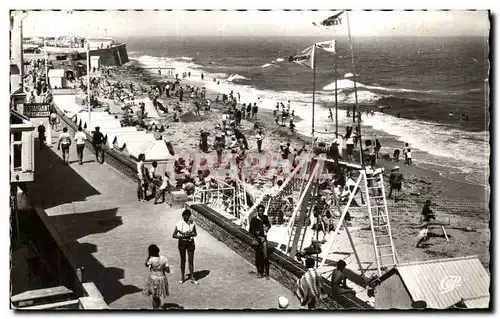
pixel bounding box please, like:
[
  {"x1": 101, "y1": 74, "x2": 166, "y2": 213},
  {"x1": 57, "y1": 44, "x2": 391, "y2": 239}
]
[
  {"x1": 75, "y1": 111, "x2": 114, "y2": 129},
  {"x1": 84, "y1": 118, "x2": 122, "y2": 132},
  {"x1": 134, "y1": 98, "x2": 160, "y2": 119},
  {"x1": 100, "y1": 127, "x2": 139, "y2": 147},
  {"x1": 124, "y1": 140, "x2": 174, "y2": 161},
  {"x1": 53, "y1": 94, "x2": 85, "y2": 117},
  {"x1": 113, "y1": 133, "x2": 156, "y2": 150},
  {"x1": 48, "y1": 69, "x2": 66, "y2": 89},
  {"x1": 105, "y1": 130, "x2": 145, "y2": 148}
]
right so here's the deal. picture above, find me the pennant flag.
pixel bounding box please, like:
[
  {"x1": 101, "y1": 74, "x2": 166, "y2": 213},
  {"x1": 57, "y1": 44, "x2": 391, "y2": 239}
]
[
  {"x1": 288, "y1": 45, "x2": 315, "y2": 69},
  {"x1": 313, "y1": 11, "x2": 345, "y2": 29},
  {"x1": 316, "y1": 39, "x2": 336, "y2": 54}
]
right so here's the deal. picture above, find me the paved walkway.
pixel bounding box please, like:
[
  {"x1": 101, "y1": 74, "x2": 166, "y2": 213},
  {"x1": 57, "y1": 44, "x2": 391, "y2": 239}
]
[{"x1": 26, "y1": 133, "x2": 300, "y2": 309}]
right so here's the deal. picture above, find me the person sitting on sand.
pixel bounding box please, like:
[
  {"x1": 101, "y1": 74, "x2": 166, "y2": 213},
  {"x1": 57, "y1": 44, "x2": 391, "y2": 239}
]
[{"x1": 330, "y1": 260, "x2": 355, "y2": 297}]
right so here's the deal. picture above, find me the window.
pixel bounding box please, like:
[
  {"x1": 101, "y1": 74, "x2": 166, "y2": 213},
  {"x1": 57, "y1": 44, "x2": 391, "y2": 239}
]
[{"x1": 11, "y1": 132, "x2": 22, "y2": 170}]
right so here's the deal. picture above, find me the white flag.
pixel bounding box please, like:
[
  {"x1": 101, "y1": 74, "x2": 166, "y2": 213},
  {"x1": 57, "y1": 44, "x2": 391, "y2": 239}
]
[
  {"x1": 288, "y1": 45, "x2": 315, "y2": 69},
  {"x1": 312, "y1": 11, "x2": 345, "y2": 29},
  {"x1": 316, "y1": 39, "x2": 336, "y2": 54}
]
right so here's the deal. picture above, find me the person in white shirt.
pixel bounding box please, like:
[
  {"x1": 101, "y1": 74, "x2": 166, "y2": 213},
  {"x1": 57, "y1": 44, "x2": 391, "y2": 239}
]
[
  {"x1": 137, "y1": 153, "x2": 148, "y2": 202},
  {"x1": 255, "y1": 131, "x2": 264, "y2": 153},
  {"x1": 172, "y1": 209, "x2": 199, "y2": 285},
  {"x1": 57, "y1": 127, "x2": 72, "y2": 164},
  {"x1": 74, "y1": 126, "x2": 87, "y2": 165},
  {"x1": 154, "y1": 172, "x2": 173, "y2": 206}
]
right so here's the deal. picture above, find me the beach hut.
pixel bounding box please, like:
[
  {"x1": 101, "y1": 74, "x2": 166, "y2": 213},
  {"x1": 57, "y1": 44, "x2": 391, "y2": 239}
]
[
  {"x1": 135, "y1": 98, "x2": 160, "y2": 119},
  {"x1": 48, "y1": 69, "x2": 66, "y2": 89},
  {"x1": 373, "y1": 256, "x2": 490, "y2": 309},
  {"x1": 75, "y1": 111, "x2": 113, "y2": 126},
  {"x1": 90, "y1": 56, "x2": 101, "y2": 71},
  {"x1": 105, "y1": 130, "x2": 145, "y2": 148},
  {"x1": 124, "y1": 140, "x2": 174, "y2": 162},
  {"x1": 113, "y1": 133, "x2": 156, "y2": 150}
]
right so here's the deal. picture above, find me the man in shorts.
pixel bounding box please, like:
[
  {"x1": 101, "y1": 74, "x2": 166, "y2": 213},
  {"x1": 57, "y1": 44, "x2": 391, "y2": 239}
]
[
  {"x1": 74, "y1": 126, "x2": 87, "y2": 165},
  {"x1": 58, "y1": 127, "x2": 72, "y2": 164}
]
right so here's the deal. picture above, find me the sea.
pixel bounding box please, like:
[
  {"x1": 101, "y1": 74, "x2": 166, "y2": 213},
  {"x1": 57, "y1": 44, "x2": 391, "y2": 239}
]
[{"x1": 120, "y1": 35, "x2": 490, "y2": 188}]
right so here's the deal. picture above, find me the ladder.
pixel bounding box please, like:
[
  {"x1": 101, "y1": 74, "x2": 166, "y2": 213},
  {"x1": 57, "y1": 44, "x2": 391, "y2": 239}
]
[
  {"x1": 235, "y1": 180, "x2": 248, "y2": 218},
  {"x1": 362, "y1": 169, "x2": 398, "y2": 277}
]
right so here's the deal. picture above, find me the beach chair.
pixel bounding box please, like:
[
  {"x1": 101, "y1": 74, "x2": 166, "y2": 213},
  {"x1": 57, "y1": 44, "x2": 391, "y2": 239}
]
[{"x1": 424, "y1": 217, "x2": 451, "y2": 242}]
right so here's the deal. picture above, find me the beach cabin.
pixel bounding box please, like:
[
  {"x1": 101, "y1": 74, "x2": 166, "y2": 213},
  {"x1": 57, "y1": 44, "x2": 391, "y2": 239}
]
[
  {"x1": 74, "y1": 111, "x2": 112, "y2": 127},
  {"x1": 90, "y1": 56, "x2": 101, "y2": 71},
  {"x1": 10, "y1": 110, "x2": 35, "y2": 183},
  {"x1": 113, "y1": 133, "x2": 156, "y2": 151},
  {"x1": 123, "y1": 140, "x2": 174, "y2": 161},
  {"x1": 48, "y1": 69, "x2": 66, "y2": 89},
  {"x1": 100, "y1": 127, "x2": 139, "y2": 147},
  {"x1": 104, "y1": 130, "x2": 144, "y2": 148},
  {"x1": 373, "y1": 256, "x2": 490, "y2": 309}
]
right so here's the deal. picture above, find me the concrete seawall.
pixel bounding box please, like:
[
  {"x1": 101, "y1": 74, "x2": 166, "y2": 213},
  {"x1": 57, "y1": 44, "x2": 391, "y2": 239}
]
[{"x1": 90, "y1": 43, "x2": 129, "y2": 67}]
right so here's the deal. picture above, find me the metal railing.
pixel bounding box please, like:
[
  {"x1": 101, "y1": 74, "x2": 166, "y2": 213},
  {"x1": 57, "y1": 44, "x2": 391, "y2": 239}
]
[{"x1": 192, "y1": 180, "x2": 238, "y2": 219}]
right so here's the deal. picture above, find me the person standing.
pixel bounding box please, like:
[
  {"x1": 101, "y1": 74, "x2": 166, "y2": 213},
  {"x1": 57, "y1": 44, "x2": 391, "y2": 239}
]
[
  {"x1": 143, "y1": 244, "x2": 170, "y2": 310},
  {"x1": 137, "y1": 153, "x2": 148, "y2": 202},
  {"x1": 249, "y1": 205, "x2": 271, "y2": 279},
  {"x1": 92, "y1": 126, "x2": 105, "y2": 164},
  {"x1": 74, "y1": 126, "x2": 87, "y2": 165},
  {"x1": 37, "y1": 124, "x2": 46, "y2": 150},
  {"x1": 256, "y1": 130, "x2": 264, "y2": 153},
  {"x1": 296, "y1": 258, "x2": 325, "y2": 309},
  {"x1": 388, "y1": 166, "x2": 403, "y2": 200},
  {"x1": 149, "y1": 161, "x2": 160, "y2": 198},
  {"x1": 373, "y1": 134, "x2": 381, "y2": 159},
  {"x1": 403, "y1": 143, "x2": 410, "y2": 165},
  {"x1": 57, "y1": 127, "x2": 72, "y2": 164},
  {"x1": 172, "y1": 209, "x2": 199, "y2": 285},
  {"x1": 50, "y1": 111, "x2": 58, "y2": 131},
  {"x1": 154, "y1": 172, "x2": 173, "y2": 206}
]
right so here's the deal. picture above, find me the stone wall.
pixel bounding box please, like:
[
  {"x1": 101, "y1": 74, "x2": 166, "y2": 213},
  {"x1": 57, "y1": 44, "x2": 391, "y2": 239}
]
[
  {"x1": 185, "y1": 202, "x2": 372, "y2": 309},
  {"x1": 89, "y1": 43, "x2": 129, "y2": 67}
]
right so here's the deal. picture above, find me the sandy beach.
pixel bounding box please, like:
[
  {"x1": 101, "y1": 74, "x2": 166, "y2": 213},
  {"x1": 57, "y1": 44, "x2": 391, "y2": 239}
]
[{"x1": 81, "y1": 59, "x2": 490, "y2": 270}]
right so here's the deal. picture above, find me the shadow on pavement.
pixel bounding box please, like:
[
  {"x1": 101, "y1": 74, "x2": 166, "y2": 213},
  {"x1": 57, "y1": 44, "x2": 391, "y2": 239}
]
[
  {"x1": 27, "y1": 142, "x2": 101, "y2": 209},
  {"x1": 193, "y1": 270, "x2": 210, "y2": 281}
]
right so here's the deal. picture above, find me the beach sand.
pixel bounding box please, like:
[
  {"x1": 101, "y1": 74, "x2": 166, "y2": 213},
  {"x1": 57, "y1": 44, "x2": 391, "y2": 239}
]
[{"x1": 90, "y1": 62, "x2": 490, "y2": 269}]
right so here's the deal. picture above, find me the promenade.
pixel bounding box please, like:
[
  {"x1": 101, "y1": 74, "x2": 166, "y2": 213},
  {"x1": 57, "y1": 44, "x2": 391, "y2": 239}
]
[{"x1": 25, "y1": 131, "x2": 300, "y2": 309}]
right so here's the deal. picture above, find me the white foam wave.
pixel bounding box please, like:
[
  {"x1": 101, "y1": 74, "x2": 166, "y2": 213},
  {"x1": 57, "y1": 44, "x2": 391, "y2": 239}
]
[
  {"x1": 135, "y1": 55, "x2": 203, "y2": 75},
  {"x1": 261, "y1": 63, "x2": 278, "y2": 68},
  {"x1": 227, "y1": 74, "x2": 250, "y2": 82},
  {"x1": 361, "y1": 112, "x2": 489, "y2": 168},
  {"x1": 177, "y1": 56, "x2": 194, "y2": 61},
  {"x1": 276, "y1": 58, "x2": 285, "y2": 62}
]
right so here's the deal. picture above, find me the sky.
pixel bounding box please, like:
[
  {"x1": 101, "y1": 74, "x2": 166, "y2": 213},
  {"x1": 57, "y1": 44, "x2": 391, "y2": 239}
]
[{"x1": 16, "y1": 10, "x2": 489, "y2": 38}]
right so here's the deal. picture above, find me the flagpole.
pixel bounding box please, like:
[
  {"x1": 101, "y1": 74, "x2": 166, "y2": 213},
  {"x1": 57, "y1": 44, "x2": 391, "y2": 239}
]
[
  {"x1": 346, "y1": 11, "x2": 364, "y2": 167},
  {"x1": 312, "y1": 44, "x2": 317, "y2": 136},
  {"x1": 44, "y1": 38, "x2": 48, "y2": 85},
  {"x1": 87, "y1": 41, "x2": 91, "y2": 131},
  {"x1": 334, "y1": 53, "x2": 338, "y2": 136}
]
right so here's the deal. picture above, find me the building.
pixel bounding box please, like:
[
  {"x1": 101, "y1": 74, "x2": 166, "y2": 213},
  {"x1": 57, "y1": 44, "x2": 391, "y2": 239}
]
[
  {"x1": 10, "y1": 109, "x2": 35, "y2": 184},
  {"x1": 373, "y1": 256, "x2": 490, "y2": 309},
  {"x1": 48, "y1": 69, "x2": 66, "y2": 89}
]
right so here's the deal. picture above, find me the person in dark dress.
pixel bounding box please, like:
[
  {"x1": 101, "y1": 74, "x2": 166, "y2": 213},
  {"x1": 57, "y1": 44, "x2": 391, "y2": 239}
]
[
  {"x1": 249, "y1": 205, "x2": 271, "y2": 279},
  {"x1": 388, "y1": 166, "x2": 403, "y2": 200}
]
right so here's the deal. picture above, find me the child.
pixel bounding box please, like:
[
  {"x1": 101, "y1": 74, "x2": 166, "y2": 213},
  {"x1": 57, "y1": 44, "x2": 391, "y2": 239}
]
[
  {"x1": 402, "y1": 143, "x2": 409, "y2": 165},
  {"x1": 154, "y1": 172, "x2": 173, "y2": 206},
  {"x1": 407, "y1": 148, "x2": 412, "y2": 165}
]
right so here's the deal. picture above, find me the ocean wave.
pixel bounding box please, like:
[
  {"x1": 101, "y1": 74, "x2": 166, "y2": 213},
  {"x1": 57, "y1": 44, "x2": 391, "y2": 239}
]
[
  {"x1": 276, "y1": 58, "x2": 285, "y2": 62},
  {"x1": 176, "y1": 56, "x2": 194, "y2": 61},
  {"x1": 360, "y1": 112, "x2": 489, "y2": 168},
  {"x1": 227, "y1": 74, "x2": 250, "y2": 82},
  {"x1": 261, "y1": 63, "x2": 279, "y2": 68},
  {"x1": 135, "y1": 54, "x2": 203, "y2": 75}
]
